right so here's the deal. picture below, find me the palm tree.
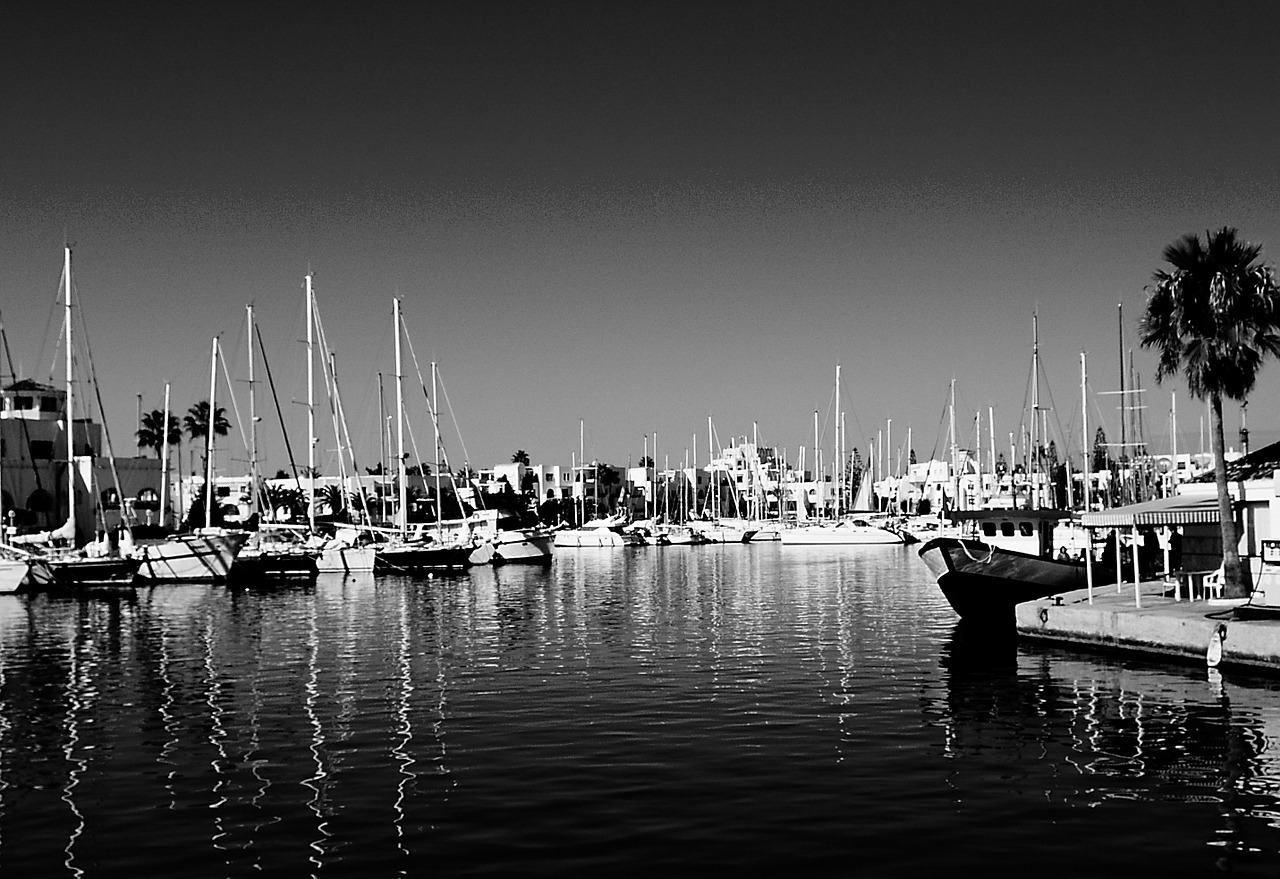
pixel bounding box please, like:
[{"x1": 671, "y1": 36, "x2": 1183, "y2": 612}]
[
  {"x1": 183, "y1": 400, "x2": 231, "y2": 472},
  {"x1": 511, "y1": 449, "x2": 530, "y2": 465},
  {"x1": 596, "y1": 463, "x2": 621, "y2": 515},
  {"x1": 321, "y1": 484, "x2": 347, "y2": 521},
  {"x1": 1139, "y1": 227, "x2": 1280, "y2": 598},
  {"x1": 136, "y1": 409, "x2": 181, "y2": 459},
  {"x1": 265, "y1": 484, "x2": 307, "y2": 522}
]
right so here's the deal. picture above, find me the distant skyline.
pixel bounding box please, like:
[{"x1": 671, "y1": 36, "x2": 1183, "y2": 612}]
[{"x1": 3, "y1": 1, "x2": 1279, "y2": 479}]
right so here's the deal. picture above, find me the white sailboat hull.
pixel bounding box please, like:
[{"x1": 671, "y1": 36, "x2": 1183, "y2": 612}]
[
  {"x1": 0, "y1": 559, "x2": 27, "y2": 594},
  {"x1": 780, "y1": 523, "x2": 904, "y2": 545},
  {"x1": 491, "y1": 530, "x2": 555, "y2": 564},
  {"x1": 316, "y1": 545, "x2": 376, "y2": 573},
  {"x1": 553, "y1": 530, "x2": 633, "y2": 547},
  {"x1": 133, "y1": 532, "x2": 249, "y2": 582}
]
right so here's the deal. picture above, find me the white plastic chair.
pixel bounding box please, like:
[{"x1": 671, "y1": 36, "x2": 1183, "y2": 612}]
[{"x1": 1201, "y1": 567, "x2": 1224, "y2": 600}]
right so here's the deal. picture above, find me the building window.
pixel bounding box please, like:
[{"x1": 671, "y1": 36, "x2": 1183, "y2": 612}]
[
  {"x1": 101, "y1": 489, "x2": 121, "y2": 510},
  {"x1": 26, "y1": 489, "x2": 52, "y2": 513},
  {"x1": 14, "y1": 396, "x2": 33, "y2": 411},
  {"x1": 39, "y1": 397, "x2": 58, "y2": 412}
]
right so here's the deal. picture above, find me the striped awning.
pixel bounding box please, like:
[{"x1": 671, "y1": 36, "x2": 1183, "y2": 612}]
[{"x1": 1080, "y1": 493, "x2": 1222, "y2": 528}]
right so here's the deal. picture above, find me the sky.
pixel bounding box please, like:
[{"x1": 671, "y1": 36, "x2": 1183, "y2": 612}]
[{"x1": 3, "y1": 1, "x2": 1280, "y2": 480}]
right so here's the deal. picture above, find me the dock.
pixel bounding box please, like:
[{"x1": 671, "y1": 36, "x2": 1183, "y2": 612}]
[{"x1": 1015, "y1": 580, "x2": 1280, "y2": 673}]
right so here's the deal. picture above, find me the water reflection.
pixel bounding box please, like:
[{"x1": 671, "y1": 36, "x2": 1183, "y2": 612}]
[
  {"x1": 7, "y1": 552, "x2": 1280, "y2": 874},
  {"x1": 936, "y1": 620, "x2": 1280, "y2": 870}
]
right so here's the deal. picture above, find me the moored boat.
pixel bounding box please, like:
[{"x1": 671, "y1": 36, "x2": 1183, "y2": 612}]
[
  {"x1": 14, "y1": 248, "x2": 140, "y2": 591},
  {"x1": 229, "y1": 527, "x2": 321, "y2": 583},
  {"x1": 779, "y1": 518, "x2": 905, "y2": 545},
  {"x1": 316, "y1": 543, "x2": 378, "y2": 573},
  {"x1": 467, "y1": 509, "x2": 554, "y2": 565},
  {"x1": 552, "y1": 515, "x2": 642, "y2": 547},
  {"x1": 374, "y1": 538, "x2": 475, "y2": 573},
  {"x1": 132, "y1": 529, "x2": 249, "y2": 583},
  {"x1": 918, "y1": 535, "x2": 1086, "y2": 621}
]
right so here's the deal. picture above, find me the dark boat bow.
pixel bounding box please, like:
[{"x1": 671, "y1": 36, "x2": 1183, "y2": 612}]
[{"x1": 919, "y1": 536, "x2": 1087, "y2": 622}]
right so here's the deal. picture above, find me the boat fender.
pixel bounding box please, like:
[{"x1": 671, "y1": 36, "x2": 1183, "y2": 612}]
[{"x1": 1207, "y1": 623, "x2": 1227, "y2": 668}]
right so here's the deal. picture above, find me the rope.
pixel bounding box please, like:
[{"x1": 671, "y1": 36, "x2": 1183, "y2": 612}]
[{"x1": 957, "y1": 539, "x2": 995, "y2": 565}]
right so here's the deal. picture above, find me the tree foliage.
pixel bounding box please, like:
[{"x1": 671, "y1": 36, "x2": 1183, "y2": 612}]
[
  {"x1": 1139, "y1": 227, "x2": 1280, "y2": 598},
  {"x1": 136, "y1": 409, "x2": 181, "y2": 458}
]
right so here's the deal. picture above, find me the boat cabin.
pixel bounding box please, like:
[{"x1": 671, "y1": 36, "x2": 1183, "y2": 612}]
[{"x1": 951, "y1": 508, "x2": 1074, "y2": 557}]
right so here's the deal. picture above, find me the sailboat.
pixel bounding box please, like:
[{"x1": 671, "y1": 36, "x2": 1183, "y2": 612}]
[
  {"x1": 131, "y1": 376, "x2": 249, "y2": 583},
  {"x1": 28, "y1": 247, "x2": 139, "y2": 587},
  {"x1": 299, "y1": 274, "x2": 376, "y2": 573},
  {"x1": 228, "y1": 309, "x2": 321, "y2": 583},
  {"x1": 781, "y1": 367, "x2": 905, "y2": 546},
  {"x1": 552, "y1": 421, "x2": 641, "y2": 548},
  {"x1": 372, "y1": 299, "x2": 475, "y2": 573}
]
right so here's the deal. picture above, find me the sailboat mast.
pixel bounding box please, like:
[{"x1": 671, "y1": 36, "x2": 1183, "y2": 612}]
[
  {"x1": 160, "y1": 382, "x2": 171, "y2": 528},
  {"x1": 643, "y1": 434, "x2": 649, "y2": 520},
  {"x1": 394, "y1": 298, "x2": 406, "y2": 536},
  {"x1": 988, "y1": 407, "x2": 995, "y2": 499},
  {"x1": 1031, "y1": 314, "x2": 1041, "y2": 508},
  {"x1": 63, "y1": 247, "x2": 75, "y2": 538},
  {"x1": 973, "y1": 409, "x2": 981, "y2": 509},
  {"x1": 906, "y1": 426, "x2": 911, "y2": 512},
  {"x1": 949, "y1": 377, "x2": 957, "y2": 480},
  {"x1": 306, "y1": 273, "x2": 316, "y2": 532},
  {"x1": 835, "y1": 364, "x2": 842, "y2": 518},
  {"x1": 1082, "y1": 351, "x2": 1091, "y2": 512},
  {"x1": 377, "y1": 373, "x2": 386, "y2": 523},
  {"x1": 708, "y1": 416, "x2": 715, "y2": 519},
  {"x1": 840, "y1": 410, "x2": 846, "y2": 515},
  {"x1": 247, "y1": 305, "x2": 258, "y2": 522},
  {"x1": 1118, "y1": 303, "x2": 1126, "y2": 503},
  {"x1": 752, "y1": 421, "x2": 758, "y2": 520},
  {"x1": 432, "y1": 360, "x2": 442, "y2": 537},
  {"x1": 204, "y1": 337, "x2": 217, "y2": 528}
]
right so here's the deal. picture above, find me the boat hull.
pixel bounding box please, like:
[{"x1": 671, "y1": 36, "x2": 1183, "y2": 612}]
[
  {"x1": 491, "y1": 531, "x2": 554, "y2": 565},
  {"x1": 374, "y1": 543, "x2": 474, "y2": 573},
  {"x1": 133, "y1": 532, "x2": 249, "y2": 582},
  {"x1": 47, "y1": 556, "x2": 141, "y2": 588},
  {"x1": 918, "y1": 536, "x2": 1087, "y2": 621},
  {"x1": 552, "y1": 530, "x2": 635, "y2": 547},
  {"x1": 695, "y1": 527, "x2": 758, "y2": 543},
  {"x1": 0, "y1": 559, "x2": 27, "y2": 594},
  {"x1": 230, "y1": 549, "x2": 320, "y2": 583},
  {"x1": 780, "y1": 524, "x2": 904, "y2": 545},
  {"x1": 316, "y1": 545, "x2": 377, "y2": 573}
]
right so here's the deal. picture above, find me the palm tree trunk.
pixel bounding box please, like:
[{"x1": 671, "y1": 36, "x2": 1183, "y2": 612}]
[{"x1": 1212, "y1": 393, "x2": 1246, "y2": 597}]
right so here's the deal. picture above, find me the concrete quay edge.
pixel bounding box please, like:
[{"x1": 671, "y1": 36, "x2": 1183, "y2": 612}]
[{"x1": 1015, "y1": 581, "x2": 1280, "y2": 673}]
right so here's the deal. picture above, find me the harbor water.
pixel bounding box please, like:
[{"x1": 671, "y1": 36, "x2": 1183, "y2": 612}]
[{"x1": 4, "y1": 544, "x2": 1280, "y2": 876}]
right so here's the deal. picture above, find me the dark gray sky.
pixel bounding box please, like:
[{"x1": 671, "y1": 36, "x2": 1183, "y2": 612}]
[{"x1": 3, "y1": 1, "x2": 1278, "y2": 475}]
